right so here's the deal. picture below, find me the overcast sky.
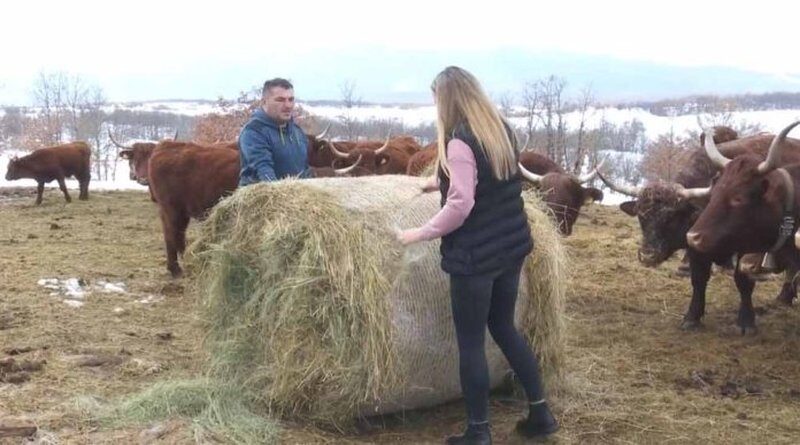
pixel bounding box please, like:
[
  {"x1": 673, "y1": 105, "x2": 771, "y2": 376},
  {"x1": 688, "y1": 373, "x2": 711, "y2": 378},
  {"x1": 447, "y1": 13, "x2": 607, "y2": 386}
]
[{"x1": 2, "y1": 0, "x2": 799, "y2": 104}]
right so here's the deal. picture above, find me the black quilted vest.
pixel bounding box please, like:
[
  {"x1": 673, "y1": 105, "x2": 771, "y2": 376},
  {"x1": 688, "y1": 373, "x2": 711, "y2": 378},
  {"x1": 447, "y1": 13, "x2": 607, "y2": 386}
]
[{"x1": 438, "y1": 124, "x2": 533, "y2": 275}]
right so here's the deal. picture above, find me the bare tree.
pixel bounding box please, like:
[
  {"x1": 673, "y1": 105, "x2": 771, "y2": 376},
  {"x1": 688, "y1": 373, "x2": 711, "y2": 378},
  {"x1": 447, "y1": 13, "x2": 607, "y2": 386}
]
[
  {"x1": 524, "y1": 76, "x2": 568, "y2": 164},
  {"x1": 571, "y1": 85, "x2": 596, "y2": 174},
  {"x1": 0, "y1": 107, "x2": 24, "y2": 147},
  {"x1": 639, "y1": 128, "x2": 690, "y2": 183},
  {"x1": 497, "y1": 92, "x2": 515, "y2": 118},
  {"x1": 30, "y1": 71, "x2": 69, "y2": 145},
  {"x1": 338, "y1": 79, "x2": 362, "y2": 140},
  {"x1": 521, "y1": 81, "x2": 541, "y2": 148}
]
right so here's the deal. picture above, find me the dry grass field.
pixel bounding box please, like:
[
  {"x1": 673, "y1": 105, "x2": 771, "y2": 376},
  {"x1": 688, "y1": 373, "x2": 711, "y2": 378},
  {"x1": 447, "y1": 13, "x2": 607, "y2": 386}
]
[{"x1": 1, "y1": 186, "x2": 799, "y2": 444}]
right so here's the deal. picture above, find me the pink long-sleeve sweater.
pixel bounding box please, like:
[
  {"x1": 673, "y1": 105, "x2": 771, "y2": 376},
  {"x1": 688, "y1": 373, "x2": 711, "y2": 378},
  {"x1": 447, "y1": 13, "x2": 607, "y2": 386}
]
[{"x1": 410, "y1": 138, "x2": 477, "y2": 242}]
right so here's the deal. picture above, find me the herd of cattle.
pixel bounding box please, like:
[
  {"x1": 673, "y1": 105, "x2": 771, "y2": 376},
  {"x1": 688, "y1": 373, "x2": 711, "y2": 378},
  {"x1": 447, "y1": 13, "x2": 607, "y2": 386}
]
[{"x1": 5, "y1": 122, "x2": 800, "y2": 333}]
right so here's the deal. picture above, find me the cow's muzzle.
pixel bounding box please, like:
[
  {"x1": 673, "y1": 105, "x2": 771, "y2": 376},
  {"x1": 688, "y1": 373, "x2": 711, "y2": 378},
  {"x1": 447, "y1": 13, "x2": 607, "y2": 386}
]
[
  {"x1": 637, "y1": 248, "x2": 665, "y2": 267},
  {"x1": 686, "y1": 230, "x2": 705, "y2": 251}
]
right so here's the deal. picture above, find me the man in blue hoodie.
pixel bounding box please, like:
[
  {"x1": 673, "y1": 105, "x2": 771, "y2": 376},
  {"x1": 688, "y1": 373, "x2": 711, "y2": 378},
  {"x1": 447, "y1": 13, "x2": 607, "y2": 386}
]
[{"x1": 238, "y1": 78, "x2": 312, "y2": 186}]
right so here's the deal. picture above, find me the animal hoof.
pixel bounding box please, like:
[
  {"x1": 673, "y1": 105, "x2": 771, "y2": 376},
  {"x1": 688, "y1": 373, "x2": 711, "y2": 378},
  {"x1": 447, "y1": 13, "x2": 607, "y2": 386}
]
[
  {"x1": 680, "y1": 319, "x2": 702, "y2": 331},
  {"x1": 775, "y1": 295, "x2": 794, "y2": 306},
  {"x1": 738, "y1": 324, "x2": 758, "y2": 336}
]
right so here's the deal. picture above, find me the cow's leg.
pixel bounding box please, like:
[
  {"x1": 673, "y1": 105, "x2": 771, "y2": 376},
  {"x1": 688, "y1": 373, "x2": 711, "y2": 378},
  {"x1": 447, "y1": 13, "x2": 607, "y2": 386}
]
[
  {"x1": 77, "y1": 173, "x2": 90, "y2": 200},
  {"x1": 733, "y1": 256, "x2": 757, "y2": 334},
  {"x1": 775, "y1": 251, "x2": 799, "y2": 305},
  {"x1": 57, "y1": 177, "x2": 72, "y2": 203},
  {"x1": 676, "y1": 250, "x2": 690, "y2": 277},
  {"x1": 175, "y1": 215, "x2": 190, "y2": 256},
  {"x1": 159, "y1": 208, "x2": 189, "y2": 278},
  {"x1": 682, "y1": 250, "x2": 711, "y2": 330},
  {"x1": 35, "y1": 181, "x2": 44, "y2": 205}
]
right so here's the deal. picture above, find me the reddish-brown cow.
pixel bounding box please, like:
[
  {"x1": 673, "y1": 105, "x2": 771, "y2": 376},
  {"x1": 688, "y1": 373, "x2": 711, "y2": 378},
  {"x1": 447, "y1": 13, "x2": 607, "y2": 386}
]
[
  {"x1": 517, "y1": 151, "x2": 603, "y2": 236},
  {"x1": 147, "y1": 141, "x2": 241, "y2": 277},
  {"x1": 602, "y1": 126, "x2": 800, "y2": 331},
  {"x1": 4, "y1": 142, "x2": 91, "y2": 205},
  {"x1": 686, "y1": 122, "x2": 800, "y2": 322},
  {"x1": 406, "y1": 142, "x2": 437, "y2": 176},
  {"x1": 330, "y1": 136, "x2": 420, "y2": 175},
  {"x1": 147, "y1": 140, "x2": 363, "y2": 277}
]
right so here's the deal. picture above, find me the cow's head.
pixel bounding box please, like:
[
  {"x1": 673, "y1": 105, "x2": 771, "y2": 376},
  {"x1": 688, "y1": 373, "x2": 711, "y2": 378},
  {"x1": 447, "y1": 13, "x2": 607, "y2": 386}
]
[
  {"x1": 406, "y1": 146, "x2": 437, "y2": 176},
  {"x1": 5, "y1": 155, "x2": 22, "y2": 180},
  {"x1": 599, "y1": 172, "x2": 709, "y2": 266},
  {"x1": 687, "y1": 121, "x2": 800, "y2": 255},
  {"x1": 699, "y1": 125, "x2": 738, "y2": 147},
  {"x1": 110, "y1": 130, "x2": 159, "y2": 185},
  {"x1": 305, "y1": 124, "x2": 337, "y2": 168},
  {"x1": 119, "y1": 142, "x2": 156, "y2": 185},
  {"x1": 329, "y1": 135, "x2": 397, "y2": 175},
  {"x1": 310, "y1": 155, "x2": 369, "y2": 177},
  {"x1": 519, "y1": 162, "x2": 604, "y2": 236}
]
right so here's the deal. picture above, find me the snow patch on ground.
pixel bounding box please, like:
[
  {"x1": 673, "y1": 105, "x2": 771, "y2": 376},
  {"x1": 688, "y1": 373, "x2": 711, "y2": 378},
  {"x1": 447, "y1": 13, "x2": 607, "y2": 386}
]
[{"x1": 36, "y1": 277, "x2": 144, "y2": 308}]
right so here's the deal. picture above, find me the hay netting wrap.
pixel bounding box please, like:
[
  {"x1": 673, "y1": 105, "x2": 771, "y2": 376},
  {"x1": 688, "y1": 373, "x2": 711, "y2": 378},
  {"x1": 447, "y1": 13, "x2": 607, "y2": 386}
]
[{"x1": 190, "y1": 175, "x2": 567, "y2": 425}]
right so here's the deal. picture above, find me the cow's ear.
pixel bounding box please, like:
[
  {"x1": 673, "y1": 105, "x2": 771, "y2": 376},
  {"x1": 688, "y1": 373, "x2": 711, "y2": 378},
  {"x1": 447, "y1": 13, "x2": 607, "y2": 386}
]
[
  {"x1": 583, "y1": 187, "x2": 603, "y2": 204},
  {"x1": 620, "y1": 200, "x2": 638, "y2": 216},
  {"x1": 119, "y1": 150, "x2": 133, "y2": 160}
]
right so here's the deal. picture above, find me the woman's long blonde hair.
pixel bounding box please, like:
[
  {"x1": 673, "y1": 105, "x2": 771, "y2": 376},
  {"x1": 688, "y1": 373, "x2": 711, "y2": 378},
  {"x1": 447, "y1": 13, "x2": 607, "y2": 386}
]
[{"x1": 432, "y1": 66, "x2": 518, "y2": 180}]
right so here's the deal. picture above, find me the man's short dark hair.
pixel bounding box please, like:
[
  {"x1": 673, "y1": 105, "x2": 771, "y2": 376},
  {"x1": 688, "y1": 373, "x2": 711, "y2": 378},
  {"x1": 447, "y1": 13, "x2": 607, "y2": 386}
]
[{"x1": 262, "y1": 78, "x2": 294, "y2": 97}]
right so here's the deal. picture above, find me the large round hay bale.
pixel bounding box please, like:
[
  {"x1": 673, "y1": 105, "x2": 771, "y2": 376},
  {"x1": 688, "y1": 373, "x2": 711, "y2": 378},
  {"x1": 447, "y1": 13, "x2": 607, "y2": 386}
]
[{"x1": 189, "y1": 175, "x2": 567, "y2": 426}]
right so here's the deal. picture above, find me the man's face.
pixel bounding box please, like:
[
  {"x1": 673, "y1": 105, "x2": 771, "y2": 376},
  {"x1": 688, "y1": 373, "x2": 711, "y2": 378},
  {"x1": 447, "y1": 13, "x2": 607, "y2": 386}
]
[{"x1": 263, "y1": 87, "x2": 295, "y2": 124}]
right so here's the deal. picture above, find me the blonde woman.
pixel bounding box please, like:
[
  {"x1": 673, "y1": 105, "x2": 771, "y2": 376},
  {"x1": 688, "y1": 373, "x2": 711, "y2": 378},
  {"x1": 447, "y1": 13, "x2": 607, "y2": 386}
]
[{"x1": 397, "y1": 66, "x2": 558, "y2": 444}]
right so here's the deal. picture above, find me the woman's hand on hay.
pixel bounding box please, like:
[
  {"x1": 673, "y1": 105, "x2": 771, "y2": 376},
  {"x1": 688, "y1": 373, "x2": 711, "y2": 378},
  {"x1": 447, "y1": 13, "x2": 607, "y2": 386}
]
[
  {"x1": 396, "y1": 228, "x2": 423, "y2": 246},
  {"x1": 421, "y1": 176, "x2": 439, "y2": 194}
]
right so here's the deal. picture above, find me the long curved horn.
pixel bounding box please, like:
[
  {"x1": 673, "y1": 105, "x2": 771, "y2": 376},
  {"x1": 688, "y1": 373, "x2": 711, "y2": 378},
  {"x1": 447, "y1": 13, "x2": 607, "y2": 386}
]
[
  {"x1": 518, "y1": 162, "x2": 543, "y2": 184},
  {"x1": 316, "y1": 123, "x2": 331, "y2": 140},
  {"x1": 335, "y1": 155, "x2": 362, "y2": 175},
  {"x1": 675, "y1": 184, "x2": 711, "y2": 199},
  {"x1": 327, "y1": 141, "x2": 351, "y2": 158},
  {"x1": 597, "y1": 170, "x2": 641, "y2": 197},
  {"x1": 703, "y1": 126, "x2": 731, "y2": 168},
  {"x1": 108, "y1": 129, "x2": 129, "y2": 149},
  {"x1": 757, "y1": 120, "x2": 800, "y2": 174},
  {"x1": 578, "y1": 159, "x2": 605, "y2": 184},
  {"x1": 374, "y1": 133, "x2": 392, "y2": 155}
]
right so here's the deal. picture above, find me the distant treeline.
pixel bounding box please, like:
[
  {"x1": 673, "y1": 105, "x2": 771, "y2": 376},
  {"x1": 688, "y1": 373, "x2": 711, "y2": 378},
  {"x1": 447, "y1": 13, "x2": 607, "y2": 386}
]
[{"x1": 617, "y1": 92, "x2": 800, "y2": 116}]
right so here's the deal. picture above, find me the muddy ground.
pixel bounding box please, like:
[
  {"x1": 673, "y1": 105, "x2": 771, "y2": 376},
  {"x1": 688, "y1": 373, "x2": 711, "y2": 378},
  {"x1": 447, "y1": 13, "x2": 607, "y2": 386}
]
[{"x1": 1, "y1": 186, "x2": 799, "y2": 444}]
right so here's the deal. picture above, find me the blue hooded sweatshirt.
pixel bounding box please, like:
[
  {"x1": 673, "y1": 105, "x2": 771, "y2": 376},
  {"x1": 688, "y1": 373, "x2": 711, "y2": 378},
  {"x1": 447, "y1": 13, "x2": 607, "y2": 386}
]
[{"x1": 238, "y1": 108, "x2": 311, "y2": 186}]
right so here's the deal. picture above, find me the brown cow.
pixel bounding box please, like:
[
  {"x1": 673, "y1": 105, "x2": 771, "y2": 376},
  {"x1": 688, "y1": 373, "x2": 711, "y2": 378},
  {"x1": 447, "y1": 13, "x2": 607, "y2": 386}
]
[
  {"x1": 686, "y1": 122, "x2": 800, "y2": 319},
  {"x1": 5, "y1": 142, "x2": 91, "y2": 205},
  {"x1": 147, "y1": 141, "x2": 239, "y2": 277},
  {"x1": 306, "y1": 124, "x2": 340, "y2": 168},
  {"x1": 329, "y1": 135, "x2": 420, "y2": 175},
  {"x1": 111, "y1": 131, "x2": 169, "y2": 185},
  {"x1": 601, "y1": 126, "x2": 800, "y2": 332},
  {"x1": 406, "y1": 142, "x2": 437, "y2": 176},
  {"x1": 147, "y1": 140, "x2": 363, "y2": 277},
  {"x1": 517, "y1": 151, "x2": 603, "y2": 236}
]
